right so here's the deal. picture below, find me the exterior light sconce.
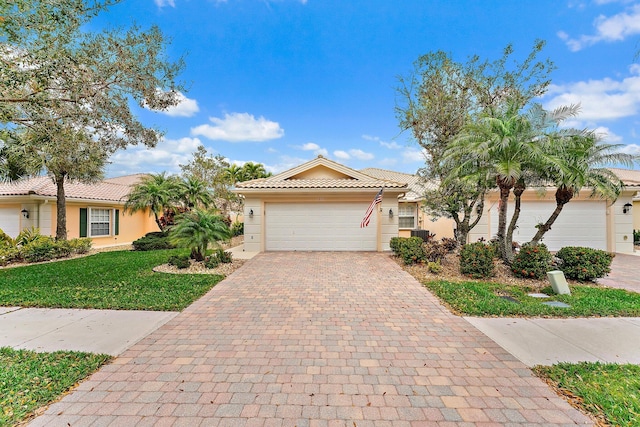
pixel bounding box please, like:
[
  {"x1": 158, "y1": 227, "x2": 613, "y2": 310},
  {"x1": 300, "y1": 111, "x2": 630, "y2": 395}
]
[
  {"x1": 21, "y1": 209, "x2": 29, "y2": 219},
  {"x1": 388, "y1": 208, "x2": 393, "y2": 218},
  {"x1": 249, "y1": 209, "x2": 254, "y2": 218},
  {"x1": 623, "y1": 202, "x2": 632, "y2": 214}
]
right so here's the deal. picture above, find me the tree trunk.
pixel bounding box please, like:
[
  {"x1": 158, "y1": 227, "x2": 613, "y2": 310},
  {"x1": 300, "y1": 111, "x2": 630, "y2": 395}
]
[
  {"x1": 154, "y1": 212, "x2": 164, "y2": 232},
  {"x1": 529, "y1": 187, "x2": 573, "y2": 245},
  {"x1": 55, "y1": 174, "x2": 67, "y2": 240},
  {"x1": 496, "y1": 180, "x2": 513, "y2": 264},
  {"x1": 505, "y1": 180, "x2": 525, "y2": 263}
]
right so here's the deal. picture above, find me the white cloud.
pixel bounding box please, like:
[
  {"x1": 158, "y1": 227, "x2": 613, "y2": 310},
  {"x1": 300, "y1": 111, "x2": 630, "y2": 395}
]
[
  {"x1": 542, "y1": 66, "x2": 640, "y2": 123},
  {"x1": 191, "y1": 112, "x2": 284, "y2": 142},
  {"x1": 362, "y1": 134, "x2": 402, "y2": 150},
  {"x1": 333, "y1": 150, "x2": 350, "y2": 160},
  {"x1": 161, "y1": 92, "x2": 199, "y2": 117},
  {"x1": 558, "y1": 3, "x2": 640, "y2": 51},
  {"x1": 154, "y1": 0, "x2": 175, "y2": 7},
  {"x1": 296, "y1": 142, "x2": 328, "y2": 157},
  {"x1": 594, "y1": 126, "x2": 624, "y2": 142},
  {"x1": 402, "y1": 147, "x2": 427, "y2": 163},
  {"x1": 620, "y1": 143, "x2": 640, "y2": 155},
  {"x1": 108, "y1": 137, "x2": 202, "y2": 176},
  {"x1": 264, "y1": 156, "x2": 309, "y2": 174},
  {"x1": 332, "y1": 149, "x2": 374, "y2": 161},
  {"x1": 379, "y1": 157, "x2": 398, "y2": 167}
]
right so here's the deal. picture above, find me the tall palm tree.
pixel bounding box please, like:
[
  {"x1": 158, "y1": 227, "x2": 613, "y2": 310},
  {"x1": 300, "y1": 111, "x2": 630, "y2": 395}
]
[
  {"x1": 447, "y1": 102, "x2": 543, "y2": 262},
  {"x1": 124, "y1": 172, "x2": 181, "y2": 231},
  {"x1": 241, "y1": 162, "x2": 271, "y2": 181},
  {"x1": 179, "y1": 177, "x2": 213, "y2": 209},
  {"x1": 169, "y1": 209, "x2": 231, "y2": 261},
  {"x1": 529, "y1": 133, "x2": 636, "y2": 244}
]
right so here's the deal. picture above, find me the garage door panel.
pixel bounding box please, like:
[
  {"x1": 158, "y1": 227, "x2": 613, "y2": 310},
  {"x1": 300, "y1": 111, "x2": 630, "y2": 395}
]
[
  {"x1": 0, "y1": 208, "x2": 20, "y2": 238},
  {"x1": 266, "y1": 202, "x2": 377, "y2": 251},
  {"x1": 489, "y1": 201, "x2": 606, "y2": 251}
]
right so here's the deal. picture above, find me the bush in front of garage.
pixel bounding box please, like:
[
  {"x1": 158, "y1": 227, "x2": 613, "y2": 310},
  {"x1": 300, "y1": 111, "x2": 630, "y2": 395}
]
[
  {"x1": 390, "y1": 236, "x2": 427, "y2": 265},
  {"x1": 555, "y1": 246, "x2": 614, "y2": 281},
  {"x1": 132, "y1": 231, "x2": 175, "y2": 251}
]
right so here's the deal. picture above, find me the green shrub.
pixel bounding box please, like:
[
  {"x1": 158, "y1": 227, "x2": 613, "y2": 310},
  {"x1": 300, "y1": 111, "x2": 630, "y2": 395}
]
[
  {"x1": 204, "y1": 255, "x2": 220, "y2": 269},
  {"x1": 231, "y1": 221, "x2": 244, "y2": 237},
  {"x1": 556, "y1": 246, "x2": 615, "y2": 281},
  {"x1": 67, "y1": 238, "x2": 92, "y2": 254},
  {"x1": 21, "y1": 236, "x2": 57, "y2": 263},
  {"x1": 389, "y1": 237, "x2": 405, "y2": 254},
  {"x1": 15, "y1": 227, "x2": 42, "y2": 247},
  {"x1": 133, "y1": 231, "x2": 175, "y2": 251},
  {"x1": 634, "y1": 229, "x2": 640, "y2": 244},
  {"x1": 511, "y1": 243, "x2": 552, "y2": 280},
  {"x1": 210, "y1": 248, "x2": 233, "y2": 264},
  {"x1": 460, "y1": 242, "x2": 495, "y2": 279},
  {"x1": 0, "y1": 228, "x2": 13, "y2": 248},
  {"x1": 168, "y1": 254, "x2": 190, "y2": 269},
  {"x1": 0, "y1": 246, "x2": 21, "y2": 266},
  {"x1": 427, "y1": 261, "x2": 442, "y2": 274},
  {"x1": 398, "y1": 236, "x2": 427, "y2": 265}
]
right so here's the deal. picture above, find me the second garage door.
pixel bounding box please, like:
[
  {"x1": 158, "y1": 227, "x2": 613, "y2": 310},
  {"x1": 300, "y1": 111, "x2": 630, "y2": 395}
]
[
  {"x1": 489, "y1": 200, "x2": 607, "y2": 251},
  {"x1": 0, "y1": 208, "x2": 20, "y2": 238},
  {"x1": 265, "y1": 202, "x2": 377, "y2": 251}
]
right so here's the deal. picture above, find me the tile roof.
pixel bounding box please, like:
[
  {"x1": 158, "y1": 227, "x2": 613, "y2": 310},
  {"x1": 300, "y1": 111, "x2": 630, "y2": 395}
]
[
  {"x1": 610, "y1": 168, "x2": 640, "y2": 186},
  {"x1": 0, "y1": 175, "x2": 142, "y2": 202},
  {"x1": 360, "y1": 168, "x2": 436, "y2": 201},
  {"x1": 235, "y1": 178, "x2": 406, "y2": 189}
]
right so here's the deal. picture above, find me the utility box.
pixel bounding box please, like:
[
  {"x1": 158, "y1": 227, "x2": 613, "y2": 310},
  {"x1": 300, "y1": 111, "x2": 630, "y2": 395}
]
[
  {"x1": 547, "y1": 270, "x2": 571, "y2": 295},
  {"x1": 411, "y1": 229, "x2": 430, "y2": 242}
]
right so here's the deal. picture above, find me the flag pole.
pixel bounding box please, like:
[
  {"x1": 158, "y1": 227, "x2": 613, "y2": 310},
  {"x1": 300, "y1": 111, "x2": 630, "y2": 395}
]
[{"x1": 376, "y1": 187, "x2": 383, "y2": 252}]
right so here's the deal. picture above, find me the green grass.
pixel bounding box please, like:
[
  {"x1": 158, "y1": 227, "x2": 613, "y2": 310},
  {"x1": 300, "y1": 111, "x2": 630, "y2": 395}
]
[
  {"x1": 0, "y1": 249, "x2": 223, "y2": 311},
  {"x1": 0, "y1": 347, "x2": 111, "y2": 426},
  {"x1": 424, "y1": 280, "x2": 640, "y2": 317},
  {"x1": 535, "y1": 363, "x2": 640, "y2": 426}
]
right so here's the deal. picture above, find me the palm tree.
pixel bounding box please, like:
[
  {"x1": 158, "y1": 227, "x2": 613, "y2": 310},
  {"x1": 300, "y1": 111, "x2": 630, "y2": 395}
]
[
  {"x1": 224, "y1": 164, "x2": 244, "y2": 185},
  {"x1": 529, "y1": 133, "x2": 636, "y2": 244},
  {"x1": 169, "y1": 209, "x2": 231, "y2": 261},
  {"x1": 124, "y1": 172, "x2": 181, "y2": 231},
  {"x1": 447, "y1": 102, "x2": 543, "y2": 262},
  {"x1": 179, "y1": 177, "x2": 214, "y2": 209},
  {"x1": 241, "y1": 162, "x2": 272, "y2": 181}
]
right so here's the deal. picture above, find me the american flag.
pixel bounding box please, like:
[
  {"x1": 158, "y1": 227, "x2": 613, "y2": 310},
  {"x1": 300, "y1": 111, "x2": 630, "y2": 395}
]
[{"x1": 360, "y1": 188, "x2": 383, "y2": 228}]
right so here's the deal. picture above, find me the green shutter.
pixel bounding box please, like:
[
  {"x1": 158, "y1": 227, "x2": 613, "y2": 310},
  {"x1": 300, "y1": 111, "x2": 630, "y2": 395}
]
[
  {"x1": 115, "y1": 209, "x2": 120, "y2": 235},
  {"x1": 79, "y1": 208, "x2": 88, "y2": 237}
]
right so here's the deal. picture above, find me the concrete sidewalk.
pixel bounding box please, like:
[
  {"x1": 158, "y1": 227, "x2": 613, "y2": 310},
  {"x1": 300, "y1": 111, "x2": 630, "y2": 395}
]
[
  {"x1": 465, "y1": 316, "x2": 640, "y2": 367},
  {"x1": 0, "y1": 306, "x2": 177, "y2": 356}
]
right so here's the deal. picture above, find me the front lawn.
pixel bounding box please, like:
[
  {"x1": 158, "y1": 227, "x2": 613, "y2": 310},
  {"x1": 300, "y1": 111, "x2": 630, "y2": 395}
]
[
  {"x1": 424, "y1": 280, "x2": 640, "y2": 317},
  {"x1": 0, "y1": 249, "x2": 223, "y2": 311},
  {"x1": 535, "y1": 362, "x2": 640, "y2": 426},
  {"x1": 0, "y1": 347, "x2": 111, "y2": 426}
]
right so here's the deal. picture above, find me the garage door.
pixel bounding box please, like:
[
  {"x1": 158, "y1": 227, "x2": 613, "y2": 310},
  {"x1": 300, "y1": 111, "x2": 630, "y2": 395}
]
[
  {"x1": 489, "y1": 200, "x2": 607, "y2": 251},
  {"x1": 265, "y1": 202, "x2": 377, "y2": 251},
  {"x1": 0, "y1": 208, "x2": 20, "y2": 238}
]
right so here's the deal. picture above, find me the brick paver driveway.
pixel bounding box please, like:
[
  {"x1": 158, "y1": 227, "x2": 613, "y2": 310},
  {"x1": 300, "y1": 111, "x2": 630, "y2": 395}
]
[{"x1": 31, "y1": 253, "x2": 591, "y2": 426}]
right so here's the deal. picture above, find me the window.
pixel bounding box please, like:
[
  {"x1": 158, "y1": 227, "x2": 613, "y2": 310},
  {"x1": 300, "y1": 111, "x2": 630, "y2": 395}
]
[
  {"x1": 398, "y1": 204, "x2": 415, "y2": 229},
  {"x1": 90, "y1": 208, "x2": 111, "y2": 237}
]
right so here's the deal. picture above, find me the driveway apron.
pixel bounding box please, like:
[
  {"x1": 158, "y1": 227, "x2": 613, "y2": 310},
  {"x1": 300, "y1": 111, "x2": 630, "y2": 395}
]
[{"x1": 30, "y1": 252, "x2": 591, "y2": 426}]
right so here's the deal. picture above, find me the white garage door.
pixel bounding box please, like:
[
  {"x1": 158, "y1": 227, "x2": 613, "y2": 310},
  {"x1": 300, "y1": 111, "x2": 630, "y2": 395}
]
[
  {"x1": 490, "y1": 200, "x2": 607, "y2": 251},
  {"x1": 265, "y1": 202, "x2": 377, "y2": 251},
  {"x1": 0, "y1": 208, "x2": 20, "y2": 238}
]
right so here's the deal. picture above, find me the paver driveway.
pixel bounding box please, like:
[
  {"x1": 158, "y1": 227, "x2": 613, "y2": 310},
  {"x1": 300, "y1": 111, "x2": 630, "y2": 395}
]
[{"x1": 30, "y1": 252, "x2": 591, "y2": 426}]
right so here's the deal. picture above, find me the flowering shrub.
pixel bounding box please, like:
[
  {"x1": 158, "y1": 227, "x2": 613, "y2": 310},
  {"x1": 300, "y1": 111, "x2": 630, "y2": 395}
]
[
  {"x1": 389, "y1": 237, "x2": 427, "y2": 265},
  {"x1": 511, "y1": 243, "x2": 552, "y2": 280},
  {"x1": 460, "y1": 242, "x2": 494, "y2": 278},
  {"x1": 556, "y1": 246, "x2": 614, "y2": 281}
]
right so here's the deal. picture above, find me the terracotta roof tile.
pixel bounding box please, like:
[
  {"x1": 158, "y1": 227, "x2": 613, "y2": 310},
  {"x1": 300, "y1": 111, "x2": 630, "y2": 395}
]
[
  {"x1": 0, "y1": 176, "x2": 137, "y2": 202},
  {"x1": 235, "y1": 178, "x2": 406, "y2": 189},
  {"x1": 610, "y1": 168, "x2": 640, "y2": 186},
  {"x1": 360, "y1": 168, "x2": 436, "y2": 200}
]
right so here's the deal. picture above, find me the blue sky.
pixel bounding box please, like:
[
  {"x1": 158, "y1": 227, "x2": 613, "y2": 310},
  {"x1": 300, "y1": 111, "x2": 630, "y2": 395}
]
[{"x1": 98, "y1": 0, "x2": 640, "y2": 177}]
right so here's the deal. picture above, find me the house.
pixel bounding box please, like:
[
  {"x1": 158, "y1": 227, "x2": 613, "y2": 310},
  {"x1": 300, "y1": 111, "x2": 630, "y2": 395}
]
[
  {"x1": 0, "y1": 175, "x2": 159, "y2": 247},
  {"x1": 468, "y1": 169, "x2": 640, "y2": 254},
  {"x1": 234, "y1": 156, "x2": 408, "y2": 252},
  {"x1": 235, "y1": 156, "x2": 640, "y2": 254},
  {"x1": 360, "y1": 168, "x2": 455, "y2": 240}
]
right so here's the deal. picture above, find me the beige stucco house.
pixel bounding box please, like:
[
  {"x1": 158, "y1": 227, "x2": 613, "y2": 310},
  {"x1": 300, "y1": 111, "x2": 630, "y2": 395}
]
[
  {"x1": 469, "y1": 169, "x2": 640, "y2": 253},
  {"x1": 234, "y1": 156, "x2": 408, "y2": 252},
  {"x1": 360, "y1": 168, "x2": 455, "y2": 240},
  {"x1": 0, "y1": 174, "x2": 159, "y2": 247}
]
